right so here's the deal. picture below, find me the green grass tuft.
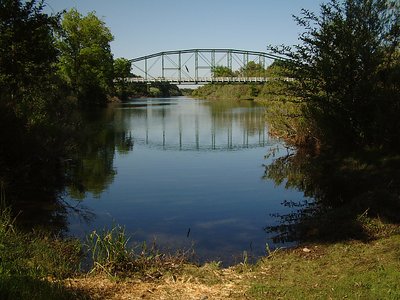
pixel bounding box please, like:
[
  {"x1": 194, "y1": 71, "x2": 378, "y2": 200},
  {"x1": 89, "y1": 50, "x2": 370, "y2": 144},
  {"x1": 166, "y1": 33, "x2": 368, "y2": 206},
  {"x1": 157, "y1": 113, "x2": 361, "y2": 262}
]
[{"x1": 85, "y1": 225, "x2": 189, "y2": 279}]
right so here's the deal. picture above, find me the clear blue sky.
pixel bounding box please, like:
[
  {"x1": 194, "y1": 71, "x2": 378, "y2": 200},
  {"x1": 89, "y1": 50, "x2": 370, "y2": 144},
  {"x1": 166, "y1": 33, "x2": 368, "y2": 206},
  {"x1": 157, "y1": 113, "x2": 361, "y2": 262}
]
[{"x1": 44, "y1": 0, "x2": 325, "y2": 60}]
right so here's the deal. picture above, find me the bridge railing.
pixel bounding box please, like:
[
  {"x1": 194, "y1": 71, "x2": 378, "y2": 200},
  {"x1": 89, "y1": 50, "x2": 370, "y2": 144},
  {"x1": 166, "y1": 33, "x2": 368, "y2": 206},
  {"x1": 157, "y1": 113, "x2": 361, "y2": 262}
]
[{"x1": 125, "y1": 77, "x2": 294, "y2": 84}]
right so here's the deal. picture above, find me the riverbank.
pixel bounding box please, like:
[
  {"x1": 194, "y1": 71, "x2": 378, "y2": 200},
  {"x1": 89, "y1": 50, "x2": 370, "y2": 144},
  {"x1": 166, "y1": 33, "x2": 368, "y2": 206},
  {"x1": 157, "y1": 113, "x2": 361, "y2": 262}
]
[
  {"x1": 2, "y1": 208, "x2": 399, "y2": 299},
  {"x1": 191, "y1": 84, "x2": 265, "y2": 101},
  {"x1": 66, "y1": 233, "x2": 400, "y2": 299}
]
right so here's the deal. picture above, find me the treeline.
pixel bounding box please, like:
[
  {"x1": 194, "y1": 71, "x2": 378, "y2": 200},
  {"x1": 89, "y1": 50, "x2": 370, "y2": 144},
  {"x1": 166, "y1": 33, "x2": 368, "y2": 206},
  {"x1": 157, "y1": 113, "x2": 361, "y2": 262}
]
[{"x1": 191, "y1": 60, "x2": 285, "y2": 100}]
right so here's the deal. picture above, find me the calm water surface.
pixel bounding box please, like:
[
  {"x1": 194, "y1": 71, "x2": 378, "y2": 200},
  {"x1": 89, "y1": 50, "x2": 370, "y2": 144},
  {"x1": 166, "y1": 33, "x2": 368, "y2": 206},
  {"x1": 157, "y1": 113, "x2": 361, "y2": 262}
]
[{"x1": 65, "y1": 96, "x2": 309, "y2": 264}]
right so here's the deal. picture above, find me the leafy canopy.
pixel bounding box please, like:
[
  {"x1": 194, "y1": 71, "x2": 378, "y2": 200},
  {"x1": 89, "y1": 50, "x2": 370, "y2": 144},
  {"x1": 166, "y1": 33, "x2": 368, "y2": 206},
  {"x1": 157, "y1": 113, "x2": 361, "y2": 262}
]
[
  {"x1": 114, "y1": 58, "x2": 132, "y2": 80},
  {"x1": 57, "y1": 8, "x2": 114, "y2": 106}
]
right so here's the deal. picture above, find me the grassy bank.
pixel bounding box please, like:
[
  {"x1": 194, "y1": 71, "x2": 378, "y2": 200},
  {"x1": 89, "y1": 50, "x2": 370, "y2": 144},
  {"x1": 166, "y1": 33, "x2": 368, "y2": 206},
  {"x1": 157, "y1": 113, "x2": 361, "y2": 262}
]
[
  {"x1": 192, "y1": 83, "x2": 263, "y2": 101},
  {"x1": 0, "y1": 205, "x2": 87, "y2": 299},
  {"x1": 66, "y1": 232, "x2": 400, "y2": 299},
  {"x1": 2, "y1": 206, "x2": 399, "y2": 299}
]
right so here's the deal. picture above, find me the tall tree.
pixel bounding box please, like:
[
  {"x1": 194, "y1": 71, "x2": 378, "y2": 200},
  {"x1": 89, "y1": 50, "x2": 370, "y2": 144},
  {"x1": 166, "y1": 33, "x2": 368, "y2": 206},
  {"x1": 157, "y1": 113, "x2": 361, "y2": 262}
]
[
  {"x1": 0, "y1": 0, "x2": 61, "y2": 122},
  {"x1": 0, "y1": 0, "x2": 76, "y2": 204},
  {"x1": 57, "y1": 8, "x2": 114, "y2": 106},
  {"x1": 269, "y1": 0, "x2": 400, "y2": 150}
]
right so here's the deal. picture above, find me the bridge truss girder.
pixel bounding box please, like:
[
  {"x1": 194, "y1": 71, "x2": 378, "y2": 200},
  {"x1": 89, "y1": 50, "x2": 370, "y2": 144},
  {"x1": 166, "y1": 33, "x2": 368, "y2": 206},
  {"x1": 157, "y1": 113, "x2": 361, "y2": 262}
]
[{"x1": 129, "y1": 49, "x2": 284, "y2": 84}]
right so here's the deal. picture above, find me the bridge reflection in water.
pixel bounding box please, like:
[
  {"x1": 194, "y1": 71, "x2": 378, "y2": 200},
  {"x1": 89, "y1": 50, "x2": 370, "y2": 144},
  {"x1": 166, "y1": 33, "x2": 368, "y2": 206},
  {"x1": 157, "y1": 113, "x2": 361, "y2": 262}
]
[{"x1": 117, "y1": 97, "x2": 272, "y2": 151}]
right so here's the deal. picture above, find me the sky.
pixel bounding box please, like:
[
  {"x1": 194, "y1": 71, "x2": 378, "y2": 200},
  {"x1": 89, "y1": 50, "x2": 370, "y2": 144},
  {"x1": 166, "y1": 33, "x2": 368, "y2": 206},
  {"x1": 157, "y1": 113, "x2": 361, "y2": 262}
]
[{"x1": 44, "y1": 0, "x2": 325, "y2": 60}]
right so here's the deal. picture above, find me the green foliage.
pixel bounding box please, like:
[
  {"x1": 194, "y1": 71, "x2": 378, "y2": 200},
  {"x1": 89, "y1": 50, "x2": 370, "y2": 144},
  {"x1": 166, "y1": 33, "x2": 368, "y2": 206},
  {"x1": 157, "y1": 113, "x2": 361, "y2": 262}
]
[
  {"x1": 57, "y1": 8, "x2": 114, "y2": 106},
  {"x1": 269, "y1": 0, "x2": 400, "y2": 150},
  {"x1": 239, "y1": 61, "x2": 266, "y2": 77},
  {"x1": 211, "y1": 65, "x2": 236, "y2": 77},
  {"x1": 113, "y1": 58, "x2": 132, "y2": 100},
  {"x1": 86, "y1": 225, "x2": 188, "y2": 278},
  {"x1": 113, "y1": 57, "x2": 132, "y2": 79},
  {"x1": 258, "y1": 62, "x2": 315, "y2": 146},
  {"x1": 123, "y1": 82, "x2": 182, "y2": 98},
  {"x1": 192, "y1": 84, "x2": 263, "y2": 100},
  {"x1": 263, "y1": 99, "x2": 311, "y2": 145},
  {"x1": 0, "y1": 206, "x2": 85, "y2": 299},
  {"x1": 86, "y1": 225, "x2": 131, "y2": 274},
  {"x1": 264, "y1": 60, "x2": 289, "y2": 78},
  {"x1": 149, "y1": 86, "x2": 162, "y2": 97},
  {"x1": 0, "y1": 0, "x2": 78, "y2": 206},
  {"x1": 211, "y1": 61, "x2": 268, "y2": 78},
  {"x1": 0, "y1": 0, "x2": 62, "y2": 122}
]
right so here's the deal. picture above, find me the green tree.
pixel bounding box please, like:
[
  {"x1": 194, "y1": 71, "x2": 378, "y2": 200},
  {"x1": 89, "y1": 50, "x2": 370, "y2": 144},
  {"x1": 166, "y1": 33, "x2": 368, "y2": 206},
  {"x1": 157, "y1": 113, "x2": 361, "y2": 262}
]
[
  {"x1": 113, "y1": 57, "x2": 132, "y2": 100},
  {"x1": 57, "y1": 8, "x2": 114, "y2": 106},
  {"x1": 211, "y1": 65, "x2": 235, "y2": 77},
  {"x1": 269, "y1": 0, "x2": 400, "y2": 150},
  {"x1": 0, "y1": 0, "x2": 61, "y2": 122},
  {"x1": 114, "y1": 57, "x2": 132, "y2": 79},
  {"x1": 0, "y1": 0, "x2": 77, "y2": 206},
  {"x1": 239, "y1": 61, "x2": 265, "y2": 77}
]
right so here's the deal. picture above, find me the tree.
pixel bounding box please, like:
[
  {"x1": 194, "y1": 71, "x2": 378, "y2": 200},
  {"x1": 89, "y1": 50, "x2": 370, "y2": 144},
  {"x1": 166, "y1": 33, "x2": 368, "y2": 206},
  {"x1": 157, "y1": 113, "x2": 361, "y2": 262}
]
[
  {"x1": 57, "y1": 8, "x2": 114, "y2": 106},
  {"x1": 114, "y1": 57, "x2": 132, "y2": 79},
  {"x1": 211, "y1": 65, "x2": 235, "y2": 77},
  {"x1": 239, "y1": 61, "x2": 265, "y2": 77},
  {"x1": 0, "y1": 0, "x2": 61, "y2": 121},
  {"x1": 113, "y1": 57, "x2": 132, "y2": 100},
  {"x1": 0, "y1": 0, "x2": 77, "y2": 204},
  {"x1": 269, "y1": 0, "x2": 400, "y2": 150}
]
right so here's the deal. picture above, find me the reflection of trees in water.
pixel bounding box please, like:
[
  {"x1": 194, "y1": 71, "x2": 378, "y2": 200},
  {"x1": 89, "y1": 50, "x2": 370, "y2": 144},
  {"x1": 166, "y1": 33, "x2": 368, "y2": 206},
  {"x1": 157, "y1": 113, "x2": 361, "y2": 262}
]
[
  {"x1": 0, "y1": 103, "x2": 74, "y2": 233},
  {"x1": 1, "y1": 106, "x2": 132, "y2": 232},
  {"x1": 66, "y1": 108, "x2": 133, "y2": 200},
  {"x1": 65, "y1": 99, "x2": 268, "y2": 203},
  {"x1": 206, "y1": 99, "x2": 266, "y2": 134},
  {"x1": 112, "y1": 99, "x2": 270, "y2": 151},
  {"x1": 264, "y1": 149, "x2": 400, "y2": 243}
]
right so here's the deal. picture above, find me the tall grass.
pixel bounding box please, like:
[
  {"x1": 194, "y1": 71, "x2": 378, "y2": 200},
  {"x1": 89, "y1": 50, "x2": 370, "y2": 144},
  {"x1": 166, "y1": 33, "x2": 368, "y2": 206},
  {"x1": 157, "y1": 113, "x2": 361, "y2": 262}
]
[
  {"x1": 86, "y1": 225, "x2": 131, "y2": 275},
  {"x1": 0, "y1": 182, "x2": 15, "y2": 238},
  {"x1": 86, "y1": 225, "x2": 189, "y2": 279},
  {"x1": 0, "y1": 184, "x2": 86, "y2": 299}
]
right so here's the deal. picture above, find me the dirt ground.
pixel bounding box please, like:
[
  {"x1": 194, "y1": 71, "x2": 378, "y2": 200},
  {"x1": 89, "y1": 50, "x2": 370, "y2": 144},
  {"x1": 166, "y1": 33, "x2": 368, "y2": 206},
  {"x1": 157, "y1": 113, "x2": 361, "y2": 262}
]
[{"x1": 64, "y1": 267, "x2": 251, "y2": 300}]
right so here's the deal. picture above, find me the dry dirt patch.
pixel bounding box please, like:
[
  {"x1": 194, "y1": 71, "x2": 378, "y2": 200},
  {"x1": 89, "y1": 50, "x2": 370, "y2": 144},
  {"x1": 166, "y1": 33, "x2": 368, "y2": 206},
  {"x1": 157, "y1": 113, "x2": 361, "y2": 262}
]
[{"x1": 64, "y1": 268, "x2": 250, "y2": 300}]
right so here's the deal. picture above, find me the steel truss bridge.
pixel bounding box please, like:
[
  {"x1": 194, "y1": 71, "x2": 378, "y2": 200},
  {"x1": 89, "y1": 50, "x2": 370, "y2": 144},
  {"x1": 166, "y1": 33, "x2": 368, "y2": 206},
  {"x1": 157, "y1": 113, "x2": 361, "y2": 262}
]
[{"x1": 128, "y1": 48, "x2": 286, "y2": 84}]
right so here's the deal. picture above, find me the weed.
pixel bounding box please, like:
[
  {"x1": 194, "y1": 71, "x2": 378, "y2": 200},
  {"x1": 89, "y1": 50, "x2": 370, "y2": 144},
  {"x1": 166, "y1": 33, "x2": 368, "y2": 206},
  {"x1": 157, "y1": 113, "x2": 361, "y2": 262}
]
[
  {"x1": 86, "y1": 225, "x2": 130, "y2": 270},
  {"x1": 85, "y1": 225, "x2": 188, "y2": 279}
]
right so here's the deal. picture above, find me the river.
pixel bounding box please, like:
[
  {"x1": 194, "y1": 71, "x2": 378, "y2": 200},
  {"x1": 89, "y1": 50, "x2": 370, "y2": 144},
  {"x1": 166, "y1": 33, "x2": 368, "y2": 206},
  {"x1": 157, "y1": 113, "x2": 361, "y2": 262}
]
[{"x1": 64, "y1": 96, "x2": 310, "y2": 265}]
